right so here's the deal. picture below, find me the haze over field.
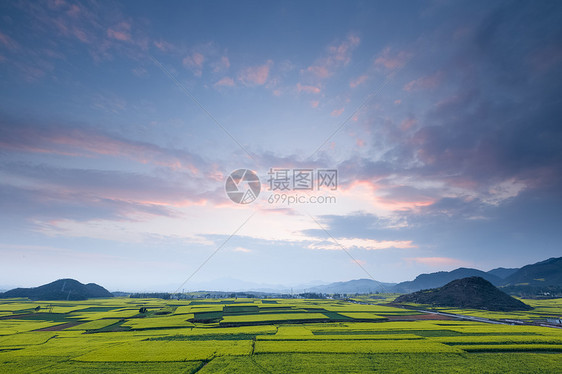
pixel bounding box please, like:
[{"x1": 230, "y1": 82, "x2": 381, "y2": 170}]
[{"x1": 0, "y1": 1, "x2": 561, "y2": 292}]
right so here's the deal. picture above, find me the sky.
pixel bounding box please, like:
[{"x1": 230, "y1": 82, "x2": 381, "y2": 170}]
[{"x1": 1, "y1": 0, "x2": 561, "y2": 292}]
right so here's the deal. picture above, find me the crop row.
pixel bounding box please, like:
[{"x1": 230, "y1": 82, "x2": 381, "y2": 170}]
[{"x1": 254, "y1": 339, "x2": 462, "y2": 354}]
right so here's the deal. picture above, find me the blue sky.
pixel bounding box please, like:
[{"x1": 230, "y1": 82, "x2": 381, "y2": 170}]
[{"x1": 1, "y1": 1, "x2": 561, "y2": 291}]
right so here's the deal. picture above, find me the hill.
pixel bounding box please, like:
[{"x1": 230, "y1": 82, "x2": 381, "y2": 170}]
[
  {"x1": 308, "y1": 279, "x2": 394, "y2": 294},
  {"x1": 394, "y1": 276, "x2": 532, "y2": 311},
  {"x1": 393, "y1": 268, "x2": 502, "y2": 293},
  {"x1": 503, "y1": 257, "x2": 562, "y2": 286},
  {"x1": 487, "y1": 267, "x2": 518, "y2": 279},
  {"x1": 0, "y1": 279, "x2": 113, "y2": 301}
]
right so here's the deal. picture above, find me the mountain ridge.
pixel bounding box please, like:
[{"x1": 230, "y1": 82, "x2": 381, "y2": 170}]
[
  {"x1": 503, "y1": 257, "x2": 562, "y2": 286},
  {"x1": 487, "y1": 267, "x2": 518, "y2": 279},
  {"x1": 2, "y1": 257, "x2": 559, "y2": 296},
  {"x1": 393, "y1": 267, "x2": 503, "y2": 293},
  {"x1": 0, "y1": 278, "x2": 113, "y2": 301},
  {"x1": 307, "y1": 278, "x2": 394, "y2": 294},
  {"x1": 394, "y1": 276, "x2": 533, "y2": 311},
  {"x1": 288, "y1": 257, "x2": 561, "y2": 295}
]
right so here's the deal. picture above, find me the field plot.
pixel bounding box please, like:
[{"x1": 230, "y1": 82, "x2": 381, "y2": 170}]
[
  {"x1": 257, "y1": 333, "x2": 422, "y2": 340},
  {"x1": 199, "y1": 352, "x2": 562, "y2": 373},
  {"x1": 255, "y1": 339, "x2": 463, "y2": 353},
  {"x1": 220, "y1": 312, "x2": 329, "y2": 325},
  {"x1": 122, "y1": 314, "x2": 195, "y2": 330},
  {"x1": 403, "y1": 298, "x2": 562, "y2": 322},
  {"x1": 76, "y1": 340, "x2": 253, "y2": 361},
  {"x1": 0, "y1": 297, "x2": 561, "y2": 373},
  {"x1": 65, "y1": 319, "x2": 121, "y2": 331},
  {"x1": 338, "y1": 312, "x2": 388, "y2": 321}
]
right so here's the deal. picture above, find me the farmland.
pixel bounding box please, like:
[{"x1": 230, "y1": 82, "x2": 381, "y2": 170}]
[{"x1": 0, "y1": 297, "x2": 561, "y2": 373}]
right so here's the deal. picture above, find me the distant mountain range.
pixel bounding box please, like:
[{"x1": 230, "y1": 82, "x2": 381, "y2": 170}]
[
  {"x1": 502, "y1": 257, "x2": 562, "y2": 286},
  {"x1": 0, "y1": 279, "x2": 113, "y2": 301},
  {"x1": 307, "y1": 279, "x2": 393, "y2": 294},
  {"x1": 393, "y1": 268, "x2": 502, "y2": 293},
  {"x1": 302, "y1": 257, "x2": 562, "y2": 295},
  {"x1": 394, "y1": 276, "x2": 532, "y2": 311},
  {"x1": 487, "y1": 267, "x2": 518, "y2": 279},
  {"x1": 1, "y1": 257, "x2": 559, "y2": 298}
]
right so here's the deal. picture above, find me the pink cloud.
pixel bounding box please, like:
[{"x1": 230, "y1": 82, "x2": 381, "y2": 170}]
[
  {"x1": 213, "y1": 55, "x2": 230, "y2": 72},
  {"x1": 328, "y1": 34, "x2": 360, "y2": 64},
  {"x1": 215, "y1": 77, "x2": 235, "y2": 87},
  {"x1": 132, "y1": 67, "x2": 148, "y2": 77},
  {"x1": 183, "y1": 52, "x2": 205, "y2": 76},
  {"x1": 18, "y1": 64, "x2": 52, "y2": 82},
  {"x1": 374, "y1": 47, "x2": 412, "y2": 70},
  {"x1": 23, "y1": 170, "x2": 211, "y2": 221},
  {"x1": 296, "y1": 83, "x2": 321, "y2": 94},
  {"x1": 403, "y1": 71, "x2": 444, "y2": 91},
  {"x1": 107, "y1": 22, "x2": 131, "y2": 42},
  {"x1": 66, "y1": 4, "x2": 81, "y2": 18},
  {"x1": 331, "y1": 108, "x2": 344, "y2": 117},
  {"x1": 0, "y1": 142, "x2": 80, "y2": 157},
  {"x1": 407, "y1": 257, "x2": 468, "y2": 267},
  {"x1": 13, "y1": 1, "x2": 150, "y2": 64},
  {"x1": 400, "y1": 118, "x2": 417, "y2": 131},
  {"x1": 310, "y1": 100, "x2": 320, "y2": 108},
  {"x1": 106, "y1": 31, "x2": 128, "y2": 42},
  {"x1": 72, "y1": 28, "x2": 90, "y2": 43},
  {"x1": 0, "y1": 125, "x2": 201, "y2": 174},
  {"x1": 304, "y1": 34, "x2": 360, "y2": 81},
  {"x1": 186, "y1": 53, "x2": 205, "y2": 67},
  {"x1": 356, "y1": 138, "x2": 365, "y2": 147},
  {"x1": 0, "y1": 32, "x2": 19, "y2": 50},
  {"x1": 153, "y1": 39, "x2": 176, "y2": 53},
  {"x1": 338, "y1": 179, "x2": 435, "y2": 213},
  {"x1": 529, "y1": 45, "x2": 562, "y2": 73},
  {"x1": 378, "y1": 196, "x2": 435, "y2": 212},
  {"x1": 306, "y1": 65, "x2": 331, "y2": 79},
  {"x1": 350, "y1": 75, "x2": 368, "y2": 88},
  {"x1": 308, "y1": 238, "x2": 415, "y2": 251},
  {"x1": 221, "y1": 56, "x2": 230, "y2": 68},
  {"x1": 49, "y1": 13, "x2": 95, "y2": 45},
  {"x1": 238, "y1": 60, "x2": 272, "y2": 86}
]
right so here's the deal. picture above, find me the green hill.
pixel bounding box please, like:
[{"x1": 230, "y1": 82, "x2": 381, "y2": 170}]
[
  {"x1": 394, "y1": 276, "x2": 532, "y2": 311},
  {"x1": 503, "y1": 257, "x2": 562, "y2": 286},
  {"x1": 0, "y1": 278, "x2": 113, "y2": 301}
]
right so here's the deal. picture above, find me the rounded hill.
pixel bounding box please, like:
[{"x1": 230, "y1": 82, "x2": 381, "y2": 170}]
[
  {"x1": 0, "y1": 279, "x2": 113, "y2": 301},
  {"x1": 394, "y1": 276, "x2": 532, "y2": 311}
]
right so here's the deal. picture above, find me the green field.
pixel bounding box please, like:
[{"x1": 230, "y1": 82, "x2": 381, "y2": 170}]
[{"x1": 0, "y1": 297, "x2": 561, "y2": 373}]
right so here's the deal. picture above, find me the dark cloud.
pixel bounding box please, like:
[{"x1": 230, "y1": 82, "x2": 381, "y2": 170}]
[
  {"x1": 0, "y1": 183, "x2": 174, "y2": 230},
  {"x1": 301, "y1": 213, "x2": 409, "y2": 242},
  {"x1": 307, "y1": 185, "x2": 562, "y2": 267},
  {"x1": 0, "y1": 114, "x2": 232, "y2": 228},
  {"x1": 344, "y1": 2, "x2": 562, "y2": 212}
]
